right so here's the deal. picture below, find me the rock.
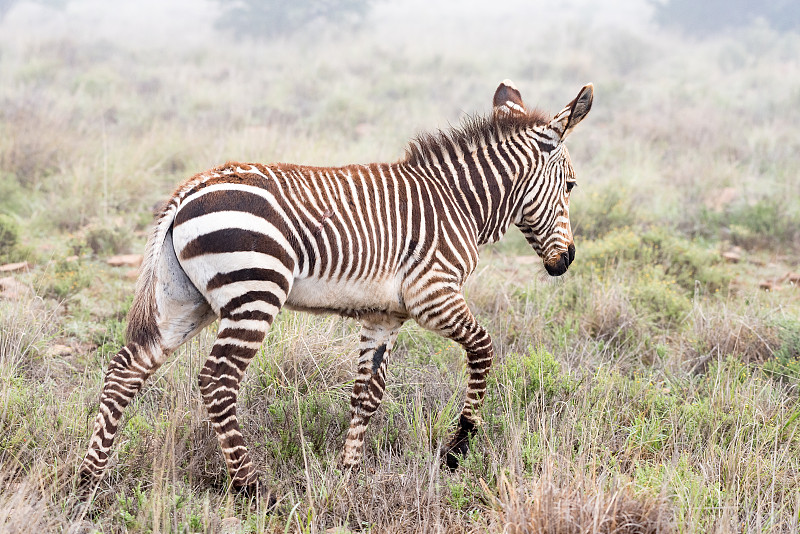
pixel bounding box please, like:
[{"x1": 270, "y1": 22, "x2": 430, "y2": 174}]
[
  {"x1": 515, "y1": 256, "x2": 540, "y2": 265},
  {"x1": 786, "y1": 272, "x2": 800, "y2": 286},
  {"x1": 106, "y1": 254, "x2": 143, "y2": 267},
  {"x1": 47, "y1": 344, "x2": 73, "y2": 357},
  {"x1": 125, "y1": 268, "x2": 139, "y2": 280},
  {"x1": 721, "y1": 251, "x2": 741, "y2": 263},
  {"x1": 705, "y1": 187, "x2": 738, "y2": 212},
  {"x1": 66, "y1": 520, "x2": 98, "y2": 534},
  {"x1": 0, "y1": 276, "x2": 29, "y2": 299},
  {"x1": 0, "y1": 261, "x2": 29, "y2": 273},
  {"x1": 219, "y1": 517, "x2": 242, "y2": 534},
  {"x1": 759, "y1": 280, "x2": 777, "y2": 291}
]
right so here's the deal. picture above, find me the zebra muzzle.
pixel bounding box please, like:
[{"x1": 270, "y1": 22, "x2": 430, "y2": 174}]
[{"x1": 544, "y1": 244, "x2": 574, "y2": 276}]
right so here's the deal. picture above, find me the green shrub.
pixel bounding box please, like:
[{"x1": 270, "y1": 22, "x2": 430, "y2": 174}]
[
  {"x1": 0, "y1": 214, "x2": 22, "y2": 263},
  {"x1": 764, "y1": 319, "x2": 800, "y2": 383},
  {"x1": 41, "y1": 257, "x2": 93, "y2": 299},
  {"x1": 632, "y1": 274, "x2": 691, "y2": 326},
  {"x1": 496, "y1": 347, "x2": 575, "y2": 408},
  {"x1": 572, "y1": 187, "x2": 637, "y2": 240},
  {"x1": 578, "y1": 228, "x2": 730, "y2": 293},
  {"x1": 0, "y1": 174, "x2": 27, "y2": 216},
  {"x1": 727, "y1": 199, "x2": 800, "y2": 250},
  {"x1": 79, "y1": 222, "x2": 133, "y2": 256}
]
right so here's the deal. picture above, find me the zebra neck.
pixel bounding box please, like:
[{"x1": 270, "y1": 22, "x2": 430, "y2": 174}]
[{"x1": 401, "y1": 146, "x2": 531, "y2": 247}]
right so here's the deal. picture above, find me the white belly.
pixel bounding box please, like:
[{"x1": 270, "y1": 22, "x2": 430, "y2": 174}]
[{"x1": 286, "y1": 275, "x2": 403, "y2": 315}]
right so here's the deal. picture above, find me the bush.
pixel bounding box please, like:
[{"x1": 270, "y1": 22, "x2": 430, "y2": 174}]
[
  {"x1": 72, "y1": 222, "x2": 133, "y2": 256},
  {"x1": 763, "y1": 319, "x2": 800, "y2": 383},
  {"x1": 697, "y1": 197, "x2": 800, "y2": 251},
  {"x1": 578, "y1": 228, "x2": 730, "y2": 294},
  {"x1": 571, "y1": 187, "x2": 636, "y2": 240},
  {"x1": 0, "y1": 215, "x2": 21, "y2": 264},
  {"x1": 632, "y1": 275, "x2": 690, "y2": 326},
  {"x1": 495, "y1": 347, "x2": 576, "y2": 408},
  {"x1": 214, "y1": 0, "x2": 373, "y2": 41},
  {"x1": 0, "y1": 214, "x2": 30, "y2": 264},
  {"x1": 651, "y1": 0, "x2": 800, "y2": 35},
  {"x1": 41, "y1": 257, "x2": 93, "y2": 299}
]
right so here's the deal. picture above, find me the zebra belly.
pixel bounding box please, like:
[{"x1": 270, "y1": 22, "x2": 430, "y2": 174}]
[{"x1": 286, "y1": 276, "x2": 404, "y2": 317}]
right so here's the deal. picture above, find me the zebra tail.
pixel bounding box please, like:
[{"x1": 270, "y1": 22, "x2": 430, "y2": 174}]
[{"x1": 125, "y1": 202, "x2": 178, "y2": 350}]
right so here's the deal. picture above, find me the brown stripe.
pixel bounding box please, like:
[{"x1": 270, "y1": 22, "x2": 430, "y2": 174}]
[
  {"x1": 207, "y1": 268, "x2": 289, "y2": 294},
  {"x1": 179, "y1": 228, "x2": 292, "y2": 268}
]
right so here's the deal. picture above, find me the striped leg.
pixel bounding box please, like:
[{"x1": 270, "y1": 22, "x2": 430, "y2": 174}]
[
  {"x1": 198, "y1": 311, "x2": 275, "y2": 497},
  {"x1": 79, "y1": 343, "x2": 166, "y2": 488},
  {"x1": 341, "y1": 317, "x2": 403, "y2": 468},
  {"x1": 413, "y1": 293, "x2": 494, "y2": 470}
]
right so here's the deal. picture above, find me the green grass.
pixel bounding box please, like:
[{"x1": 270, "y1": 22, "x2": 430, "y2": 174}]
[{"x1": 1, "y1": 2, "x2": 800, "y2": 532}]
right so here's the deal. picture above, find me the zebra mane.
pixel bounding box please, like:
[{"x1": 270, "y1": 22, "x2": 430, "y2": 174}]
[{"x1": 403, "y1": 108, "x2": 550, "y2": 166}]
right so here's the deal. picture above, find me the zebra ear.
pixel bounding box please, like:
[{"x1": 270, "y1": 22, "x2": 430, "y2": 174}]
[
  {"x1": 548, "y1": 83, "x2": 594, "y2": 141},
  {"x1": 493, "y1": 79, "x2": 527, "y2": 117}
]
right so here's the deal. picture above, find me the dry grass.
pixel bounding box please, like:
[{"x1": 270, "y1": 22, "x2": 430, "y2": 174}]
[
  {"x1": 1, "y1": 1, "x2": 800, "y2": 532},
  {"x1": 481, "y1": 471, "x2": 670, "y2": 534}
]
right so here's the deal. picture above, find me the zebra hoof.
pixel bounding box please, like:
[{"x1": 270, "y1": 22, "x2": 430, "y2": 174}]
[
  {"x1": 441, "y1": 414, "x2": 475, "y2": 471},
  {"x1": 234, "y1": 478, "x2": 277, "y2": 510},
  {"x1": 442, "y1": 439, "x2": 469, "y2": 471},
  {"x1": 76, "y1": 469, "x2": 102, "y2": 498}
]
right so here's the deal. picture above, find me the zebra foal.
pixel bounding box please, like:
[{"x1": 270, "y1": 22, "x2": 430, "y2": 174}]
[{"x1": 78, "y1": 80, "x2": 593, "y2": 501}]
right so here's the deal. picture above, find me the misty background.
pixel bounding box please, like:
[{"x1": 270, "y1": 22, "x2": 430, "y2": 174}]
[{"x1": 2, "y1": 2, "x2": 800, "y2": 532}]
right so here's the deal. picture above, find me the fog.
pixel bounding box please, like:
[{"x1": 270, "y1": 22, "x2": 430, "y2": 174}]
[{"x1": 2, "y1": 0, "x2": 654, "y2": 50}]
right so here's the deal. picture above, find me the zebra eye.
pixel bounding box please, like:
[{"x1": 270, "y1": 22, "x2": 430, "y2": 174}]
[{"x1": 566, "y1": 181, "x2": 577, "y2": 192}]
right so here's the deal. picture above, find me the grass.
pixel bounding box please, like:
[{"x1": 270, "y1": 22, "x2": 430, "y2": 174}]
[{"x1": 2, "y1": 1, "x2": 800, "y2": 532}]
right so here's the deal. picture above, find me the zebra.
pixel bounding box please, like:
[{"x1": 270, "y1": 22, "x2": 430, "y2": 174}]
[{"x1": 78, "y1": 80, "x2": 593, "y2": 503}]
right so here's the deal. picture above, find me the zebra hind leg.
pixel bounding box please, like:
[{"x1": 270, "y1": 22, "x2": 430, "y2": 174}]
[
  {"x1": 341, "y1": 317, "x2": 403, "y2": 468},
  {"x1": 78, "y1": 342, "x2": 167, "y2": 491},
  {"x1": 198, "y1": 305, "x2": 281, "y2": 505},
  {"x1": 79, "y1": 230, "x2": 216, "y2": 494}
]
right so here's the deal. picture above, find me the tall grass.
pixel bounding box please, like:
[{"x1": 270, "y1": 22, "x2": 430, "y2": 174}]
[{"x1": 1, "y1": 1, "x2": 799, "y2": 532}]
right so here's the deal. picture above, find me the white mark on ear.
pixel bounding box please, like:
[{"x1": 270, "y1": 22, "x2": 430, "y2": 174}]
[
  {"x1": 501, "y1": 79, "x2": 519, "y2": 91},
  {"x1": 506, "y1": 100, "x2": 525, "y2": 113}
]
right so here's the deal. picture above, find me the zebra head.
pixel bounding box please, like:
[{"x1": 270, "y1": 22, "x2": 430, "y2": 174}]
[{"x1": 502, "y1": 82, "x2": 594, "y2": 276}]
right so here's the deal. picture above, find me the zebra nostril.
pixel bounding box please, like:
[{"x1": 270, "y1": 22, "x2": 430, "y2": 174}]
[
  {"x1": 560, "y1": 251, "x2": 570, "y2": 268},
  {"x1": 567, "y1": 244, "x2": 575, "y2": 264}
]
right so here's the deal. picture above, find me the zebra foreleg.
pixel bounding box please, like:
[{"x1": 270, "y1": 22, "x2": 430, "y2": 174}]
[
  {"x1": 78, "y1": 343, "x2": 166, "y2": 490},
  {"x1": 413, "y1": 294, "x2": 494, "y2": 470},
  {"x1": 341, "y1": 317, "x2": 402, "y2": 468}
]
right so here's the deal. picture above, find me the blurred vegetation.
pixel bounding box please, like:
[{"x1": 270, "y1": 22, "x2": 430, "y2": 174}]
[
  {"x1": 0, "y1": 1, "x2": 799, "y2": 531},
  {"x1": 0, "y1": 0, "x2": 67, "y2": 21},
  {"x1": 214, "y1": 0, "x2": 373, "y2": 40},
  {"x1": 0, "y1": 214, "x2": 22, "y2": 263},
  {"x1": 651, "y1": 0, "x2": 800, "y2": 35}
]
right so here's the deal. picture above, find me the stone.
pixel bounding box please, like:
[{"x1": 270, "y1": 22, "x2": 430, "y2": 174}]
[
  {"x1": 759, "y1": 280, "x2": 777, "y2": 291},
  {"x1": 721, "y1": 251, "x2": 741, "y2": 263},
  {"x1": 705, "y1": 187, "x2": 738, "y2": 212},
  {"x1": 0, "y1": 261, "x2": 29, "y2": 273},
  {"x1": 0, "y1": 276, "x2": 29, "y2": 299},
  {"x1": 47, "y1": 344, "x2": 73, "y2": 357},
  {"x1": 515, "y1": 256, "x2": 540, "y2": 265},
  {"x1": 219, "y1": 517, "x2": 242, "y2": 534},
  {"x1": 106, "y1": 254, "x2": 143, "y2": 267}
]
